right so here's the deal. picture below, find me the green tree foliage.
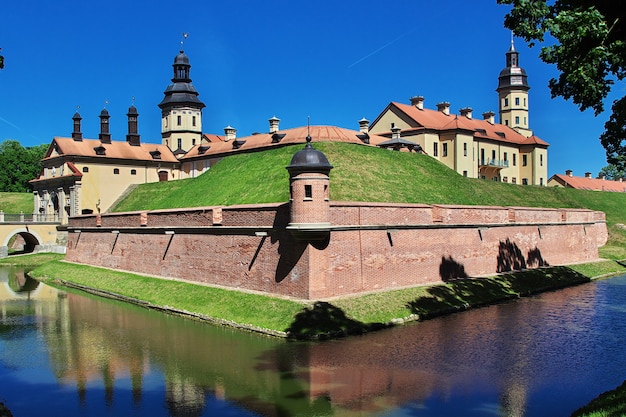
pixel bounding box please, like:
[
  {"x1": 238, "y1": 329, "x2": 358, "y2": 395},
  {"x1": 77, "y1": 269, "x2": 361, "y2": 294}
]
[
  {"x1": 598, "y1": 163, "x2": 626, "y2": 180},
  {"x1": 498, "y1": 0, "x2": 626, "y2": 170},
  {"x1": 0, "y1": 140, "x2": 48, "y2": 192}
]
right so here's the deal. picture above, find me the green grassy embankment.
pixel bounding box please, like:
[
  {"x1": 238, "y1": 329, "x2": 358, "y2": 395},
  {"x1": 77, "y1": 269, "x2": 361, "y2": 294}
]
[
  {"x1": 14, "y1": 142, "x2": 626, "y2": 337},
  {"x1": 112, "y1": 142, "x2": 626, "y2": 260},
  {"x1": 0, "y1": 192, "x2": 32, "y2": 213}
]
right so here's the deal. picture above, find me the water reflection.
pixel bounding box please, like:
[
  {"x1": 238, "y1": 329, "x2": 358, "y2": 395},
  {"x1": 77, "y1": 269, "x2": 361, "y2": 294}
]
[{"x1": 1, "y1": 266, "x2": 626, "y2": 416}]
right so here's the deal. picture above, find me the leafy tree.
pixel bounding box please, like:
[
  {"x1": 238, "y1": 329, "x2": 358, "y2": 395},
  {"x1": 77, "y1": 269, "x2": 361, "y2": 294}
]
[
  {"x1": 598, "y1": 163, "x2": 626, "y2": 181},
  {"x1": 498, "y1": 0, "x2": 626, "y2": 170},
  {"x1": 0, "y1": 140, "x2": 48, "y2": 192}
]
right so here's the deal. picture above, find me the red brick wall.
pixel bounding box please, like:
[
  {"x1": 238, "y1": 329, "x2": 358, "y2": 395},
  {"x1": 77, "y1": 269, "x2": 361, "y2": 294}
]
[{"x1": 65, "y1": 202, "x2": 608, "y2": 300}]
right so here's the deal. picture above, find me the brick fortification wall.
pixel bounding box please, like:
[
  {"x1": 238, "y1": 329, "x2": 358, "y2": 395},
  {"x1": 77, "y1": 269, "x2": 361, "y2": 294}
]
[{"x1": 65, "y1": 202, "x2": 608, "y2": 300}]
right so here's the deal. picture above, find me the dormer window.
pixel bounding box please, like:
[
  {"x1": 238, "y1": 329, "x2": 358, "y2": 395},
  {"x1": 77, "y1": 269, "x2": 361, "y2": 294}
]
[
  {"x1": 197, "y1": 145, "x2": 210, "y2": 155},
  {"x1": 93, "y1": 146, "x2": 106, "y2": 155},
  {"x1": 150, "y1": 150, "x2": 162, "y2": 160}
]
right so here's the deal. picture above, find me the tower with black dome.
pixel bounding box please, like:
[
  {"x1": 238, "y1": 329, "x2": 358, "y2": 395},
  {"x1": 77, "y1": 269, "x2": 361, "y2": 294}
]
[
  {"x1": 158, "y1": 49, "x2": 205, "y2": 155},
  {"x1": 497, "y1": 40, "x2": 532, "y2": 138},
  {"x1": 286, "y1": 137, "x2": 333, "y2": 241}
]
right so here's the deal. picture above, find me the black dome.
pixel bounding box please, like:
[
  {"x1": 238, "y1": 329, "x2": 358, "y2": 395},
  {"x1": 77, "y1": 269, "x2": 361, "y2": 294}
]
[
  {"x1": 174, "y1": 50, "x2": 190, "y2": 65},
  {"x1": 287, "y1": 142, "x2": 333, "y2": 175}
]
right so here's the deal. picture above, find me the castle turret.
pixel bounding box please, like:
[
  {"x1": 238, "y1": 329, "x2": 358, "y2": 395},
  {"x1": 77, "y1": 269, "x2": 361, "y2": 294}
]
[
  {"x1": 497, "y1": 39, "x2": 532, "y2": 137},
  {"x1": 158, "y1": 49, "x2": 205, "y2": 155},
  {"x1": 286, "y1": 136, "x2": 333, "y2": 241}
]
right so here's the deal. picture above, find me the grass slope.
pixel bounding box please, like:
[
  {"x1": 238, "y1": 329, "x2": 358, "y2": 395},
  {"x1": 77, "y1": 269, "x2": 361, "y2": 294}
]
[
  {"x1": 0, "y1": 192, "x2": 33, "y2": 213},
  {"x1": 113, "y1": 142, "x2": 626, "y2": 259}
]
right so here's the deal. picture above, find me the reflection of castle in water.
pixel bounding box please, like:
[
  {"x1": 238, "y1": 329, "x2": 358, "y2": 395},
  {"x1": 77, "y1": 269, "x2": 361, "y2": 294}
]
[{"x1": 13, "y1": 282, "x2": 596, "y2": 417}]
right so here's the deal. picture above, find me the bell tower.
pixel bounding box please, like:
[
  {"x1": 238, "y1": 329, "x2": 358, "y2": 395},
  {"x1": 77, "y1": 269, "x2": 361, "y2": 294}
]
[
  {"x1": 497, "y1": 40, "x2": 532, "y2": 138},
  {"x1": 158, "y1": 47, "x2": 205, "y2": 155}
]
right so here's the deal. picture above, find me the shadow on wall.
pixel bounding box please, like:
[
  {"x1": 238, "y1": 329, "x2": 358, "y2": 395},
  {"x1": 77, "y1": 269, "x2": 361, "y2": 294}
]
[
  {"x1": 440, "y1": 256, "x2": 469, "y2": 282},
  {"x1": 497, "y1": 238, "x2": 549, "y2": 273},
  {"x1": 272, "y1": 204, "x2": 307, "y2": 283},
  {"x1": 272, "y1": 203, "x2": 331, "y2": 283}
]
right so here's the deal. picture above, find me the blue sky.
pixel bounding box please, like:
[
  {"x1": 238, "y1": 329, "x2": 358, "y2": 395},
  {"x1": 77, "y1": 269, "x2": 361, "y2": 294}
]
[{"x1": 0, "y1": 0, "x2": 619, "y2": 178}]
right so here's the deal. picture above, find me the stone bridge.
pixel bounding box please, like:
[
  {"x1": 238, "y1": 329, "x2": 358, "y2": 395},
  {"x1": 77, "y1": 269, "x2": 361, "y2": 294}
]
[{"x1": 0, "y1": 212, "x2": 65, "y2": 258}]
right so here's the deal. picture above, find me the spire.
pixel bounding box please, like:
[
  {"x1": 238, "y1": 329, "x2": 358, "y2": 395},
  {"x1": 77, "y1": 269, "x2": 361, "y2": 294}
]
[{"x1": 497, "y1": 39, "x2": 529, "y2": 91}]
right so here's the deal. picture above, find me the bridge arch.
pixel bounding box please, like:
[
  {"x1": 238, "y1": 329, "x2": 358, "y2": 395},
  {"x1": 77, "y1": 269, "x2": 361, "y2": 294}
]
[{"x1": 2, "y1": 228, "x2": 43, "y2": 255}]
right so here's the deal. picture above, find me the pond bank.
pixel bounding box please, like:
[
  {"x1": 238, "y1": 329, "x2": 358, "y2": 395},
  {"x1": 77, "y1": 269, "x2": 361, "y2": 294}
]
[{"x1": 22, "y1": 254, "x2": 626, "y2": 339}]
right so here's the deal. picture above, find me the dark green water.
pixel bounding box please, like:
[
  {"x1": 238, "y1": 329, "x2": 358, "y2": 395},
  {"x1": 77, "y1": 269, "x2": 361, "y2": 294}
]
[{"x1": 1, "y1": 266, "x2": 626, "y2": 416}]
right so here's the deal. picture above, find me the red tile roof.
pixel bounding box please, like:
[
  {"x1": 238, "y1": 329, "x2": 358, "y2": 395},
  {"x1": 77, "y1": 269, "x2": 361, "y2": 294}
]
[
  {"x1": 381, "y1": 102, "x2": 549, "y2": 147},
  {"x1": 181, "y1": 125, "x2": 390, "y2": 160},
  {"x1": 43, "y1": 137, "x2": 179, "y2": 163},
  {"x1": 549, "y1": 174, "x2": 626, "y2": 192}
]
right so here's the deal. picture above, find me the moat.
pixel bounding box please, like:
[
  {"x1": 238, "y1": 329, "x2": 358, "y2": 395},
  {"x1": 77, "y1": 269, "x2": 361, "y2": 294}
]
[{"x1": 1, "y1": 266, "x2": 626, "y2": 416}]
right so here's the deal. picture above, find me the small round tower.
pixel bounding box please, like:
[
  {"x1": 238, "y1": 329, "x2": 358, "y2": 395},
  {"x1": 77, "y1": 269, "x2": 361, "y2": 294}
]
[{"x1": 286, "y1": 136, "x2": 333, "y2": 241}]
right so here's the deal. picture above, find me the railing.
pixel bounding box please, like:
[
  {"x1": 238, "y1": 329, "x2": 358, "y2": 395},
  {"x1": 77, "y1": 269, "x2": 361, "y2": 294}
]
[
  {"x1": 0, "y1": 211, "x2": 61, "y2": 223},
  {"x1": 480, "y1": 158, "x2": 509, "y2": 168}
]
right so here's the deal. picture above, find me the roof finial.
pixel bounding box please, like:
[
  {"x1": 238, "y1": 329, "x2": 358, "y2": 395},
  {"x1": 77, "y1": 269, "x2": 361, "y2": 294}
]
[
  {"x1": 510, "y1": 31, "x2": 515, "y2": 50},
  {"x1": 104, "y1": 100, "x2": 109, "y2": 109},
  {"x1": 306, "y1": 116, "x2": 312, "y2": 147},
  {"x1": 181, "y1": 32, "x2": 189, "y2": 52}
]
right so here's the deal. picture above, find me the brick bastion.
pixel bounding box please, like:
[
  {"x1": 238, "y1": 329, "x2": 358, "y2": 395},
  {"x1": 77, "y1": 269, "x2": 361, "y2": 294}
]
[{"x1": 64, "y1": 202, "x2": 608, "y2": 300}]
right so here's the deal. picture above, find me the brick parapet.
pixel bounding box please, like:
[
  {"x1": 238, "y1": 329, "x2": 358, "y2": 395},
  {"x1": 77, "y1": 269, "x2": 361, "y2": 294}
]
[{"x1": 65, "y1": 201, "x2": 608, "y2": 300}]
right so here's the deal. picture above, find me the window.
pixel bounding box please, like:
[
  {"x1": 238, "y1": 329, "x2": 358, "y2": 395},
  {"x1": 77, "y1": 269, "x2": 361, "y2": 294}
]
[
  {"x1": 491, "y1": 150, "x2": 496, "y2": 161},
  {"x1": 463, "y1": 143, "x2": 467, "y2": 157},
  {"x1": 192, "y1": 139, "x2": 196, "y2": 146},
  {"x1": 505, "y1": 120, "x2": 509, "y2": 126},
  {"x1": 540, "y1": 178, "x2": 544, "y2": 186},
  {"x1": 522, "y1": 155, "x2": 528, "y2": 166},
  {"x1": 442, "y1": 143, "x2": 448, "y2": 157},
  {"x1": 503, "y1": 176, "x2": 508, "y2": 183},
  {"x1": 82, "y1": 167, "x2": 89, "y2": 173},
  {"x1": 493, "y1": 176, "x2": 499, "y2": 182},
  {"x1": 130, "y1": 169, "x2": 137, "y2": 175},
  {"x1": 524, "y1": 98, "x2": 526, "y2": 106},
  {"x1": 504, "y1": 98, "x2": 509, "y2": 107},
  {"x1": 524, "y1": 117, "x2": 527, "y2": 125},
  {"x1": 515, "y1": 116, "x2": 520, "y2": 125},
  {"x1": 540, "y1": 154, "x2": 543, "y2": 166},
  {"x1": 463, "y1": 170, "x2": 468, "y2": 177},
  {"x1": 515, "y1": 97, "x2": 520, "y2": 106},
  {"x1": 113, "y1": 168, "x2": 120, "y2": 175},
  {"x1": 177, "y1": 115, "x2": 182, "y2": 126},
  {"x1": 433, "y1": 143, "x2": 438, "y2": 157},
  {"x1": 192, "y1": 116, "x2": 196, "y2": 126},
  {"x1": 304, "y1": 184, "x2": 312, "y2": 199},
  {"x1": 504, "y1": 152, "x2": 508, "y2": 162},
  {"x1": 177, "y1": 138, "x2": 182, "y2": 149},
  {"x1": 512, "y1": 177, "x2": 517, "y2": 184},
  {"x1": 522, "y1": 178, "x2": 528, "y2": 185},
  {"x1": 513, "y1": 154, "x2": 517, "y2": 166}
]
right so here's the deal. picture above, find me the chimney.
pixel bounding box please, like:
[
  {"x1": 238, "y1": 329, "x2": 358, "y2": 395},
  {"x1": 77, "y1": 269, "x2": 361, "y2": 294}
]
[
  {"x1": 72, "y1": 111, "x2": 83, "y2": 141},
  {"x1": 126, "y1": 105, "x2": 140, "y2": 146},
  {"x1": 99, "y1": 108, "x2": 111, "y2": 144},
  {"x1": 224, "y1": 125, "x2": 237, "y2": 141},
  {"x1": 600, "y1": 175, "x2": 606, "y2": 180},
  {"x1": 358, "y1": 117, "x2": 370, "y2": 133},
  {"x1": 460, "y1": 107, "x2": 473, "y2": 119},
  {"x1": 585, "y1": 172, "x2": 592, "y2": 178},
  {"x1": 619, "y1": 177, "x2": 624, "y2": 183},
  {"x1": 391, "y1": 125, "x2": 401, "y2": 140},
  {"x1": 436, "y1": 101, "x2": 451, "y2": 115},
  {"x1": 482, "y1": 111, "x2": 496, "y2": 124},
  {"x1": 410, "y1": 95, "x2": 424, "y2": 110},
  {"x1": 268, "y1": 116, "x2": 280, "y2": 134},
  {"x1": 565, "y1": 169, "x2": 572, "y2": 177}
]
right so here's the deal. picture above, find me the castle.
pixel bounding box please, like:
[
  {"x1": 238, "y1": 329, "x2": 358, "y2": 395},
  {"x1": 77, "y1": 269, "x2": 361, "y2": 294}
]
[{"x1": 30, "y1": 41, "x2": 548, "y2": 224}]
